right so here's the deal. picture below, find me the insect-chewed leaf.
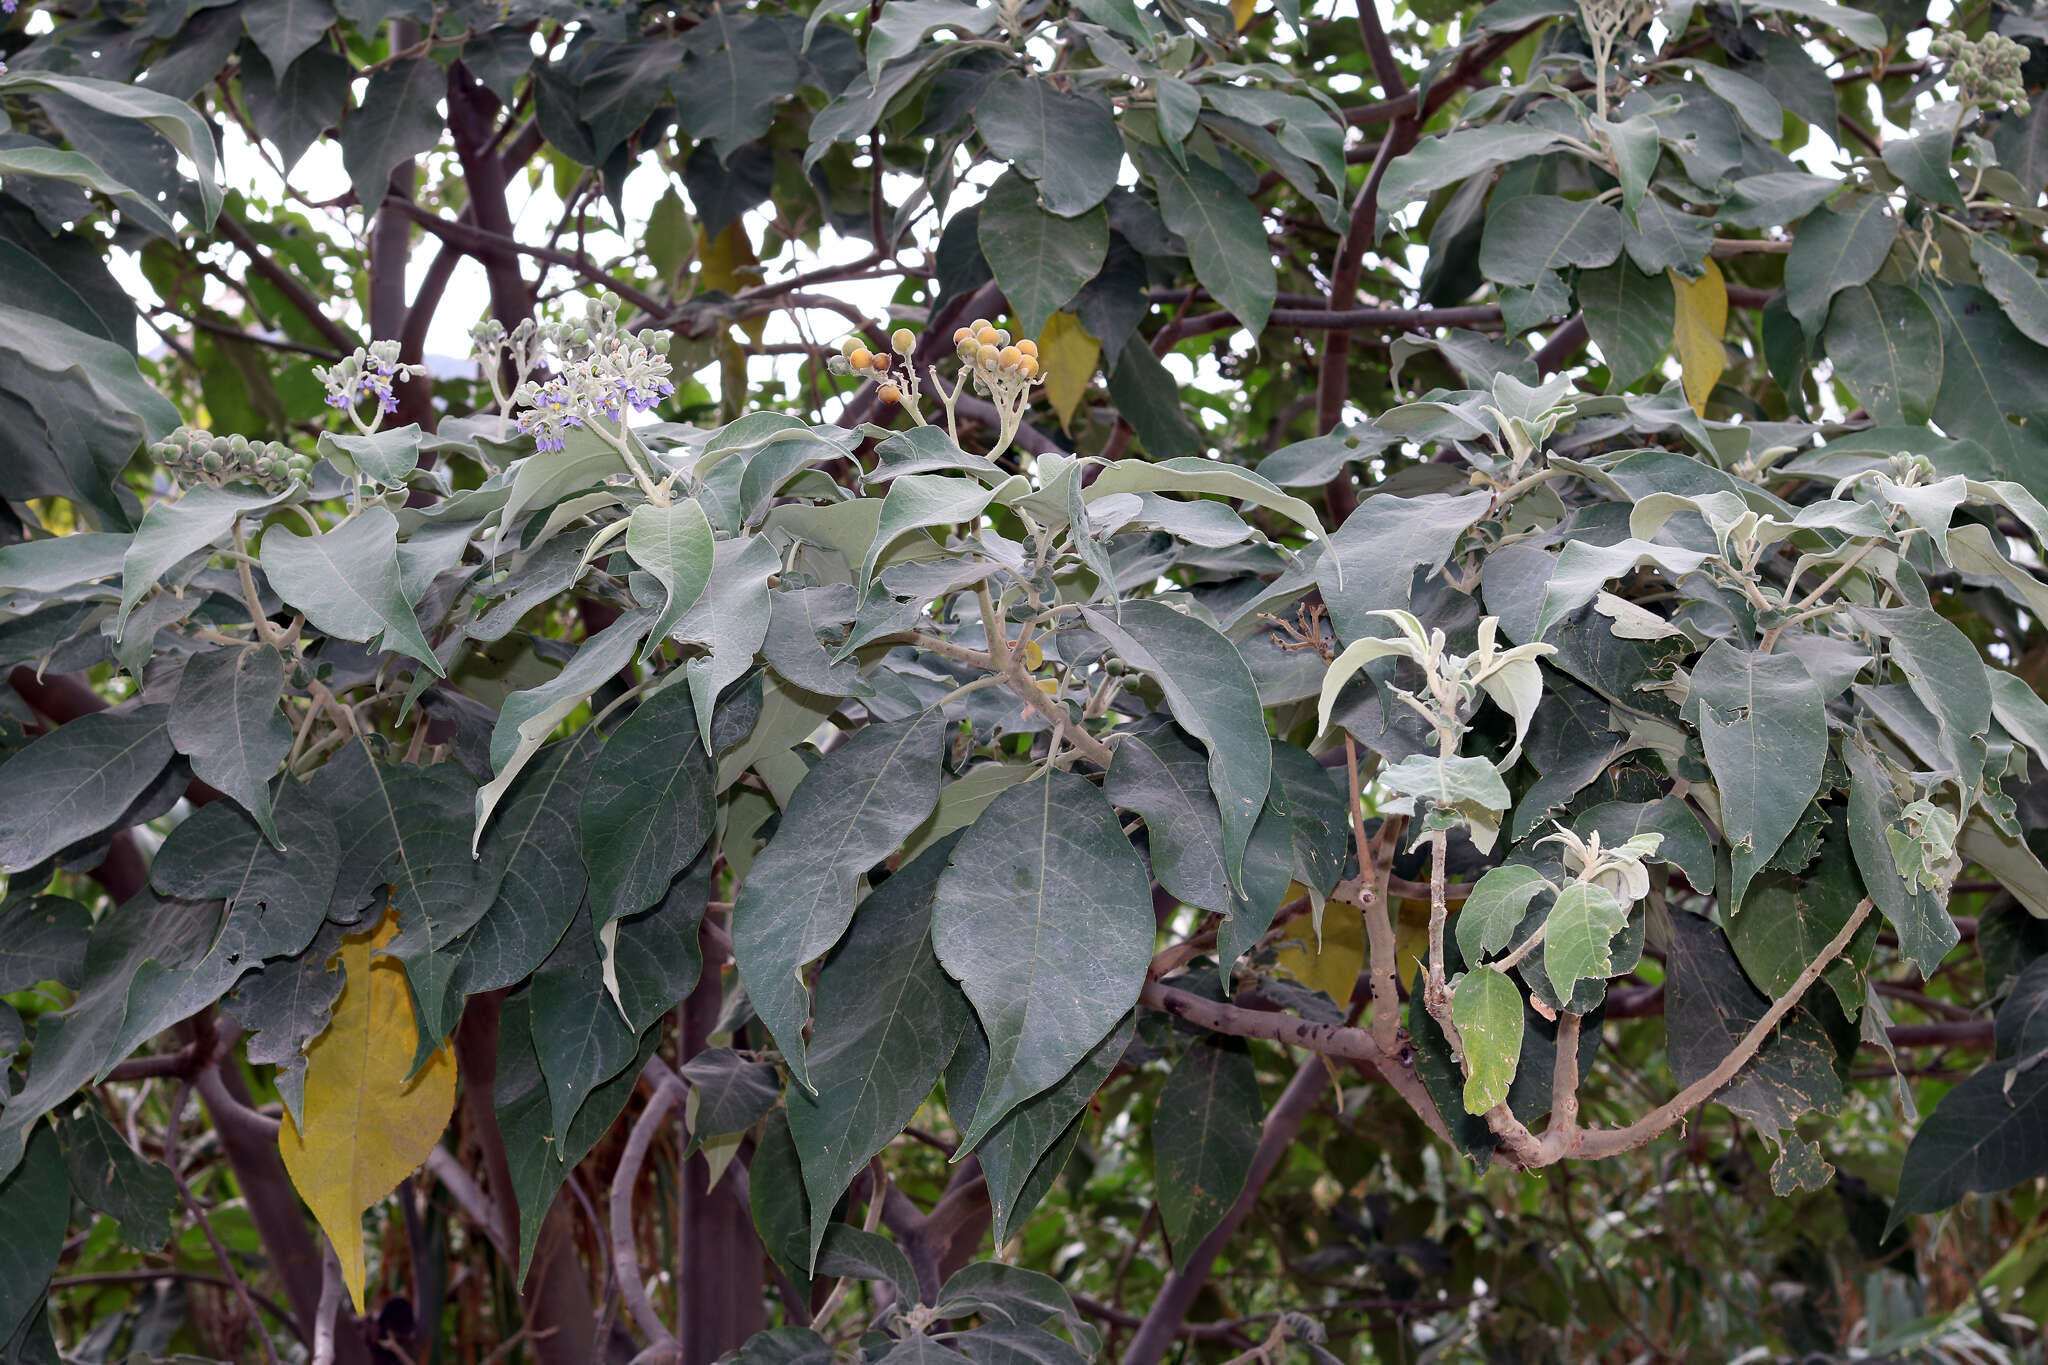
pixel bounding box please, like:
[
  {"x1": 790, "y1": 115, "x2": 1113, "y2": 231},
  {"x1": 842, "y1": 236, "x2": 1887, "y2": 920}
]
[{"x1": 279, "y1": 907, "x2": 457, "y2": 1312}]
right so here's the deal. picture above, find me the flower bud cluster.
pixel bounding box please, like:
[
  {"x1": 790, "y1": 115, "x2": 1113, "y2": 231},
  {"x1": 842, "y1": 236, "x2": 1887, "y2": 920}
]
[
  {"x1": 314, "y1": 339, "x2": 419, "y2": 418},
  {"x1": 1932, "y1": 31, "x2": 2032, "y2": 113},
  {"x1": 826, "y1": 327, "x2": 918, "y2": 404},
  {"x1": 149, "y1": 427, "x2": 312, "y2": 492},
  {"x1": 509, "y1": 292, "x2": 675, "y2": 453}
]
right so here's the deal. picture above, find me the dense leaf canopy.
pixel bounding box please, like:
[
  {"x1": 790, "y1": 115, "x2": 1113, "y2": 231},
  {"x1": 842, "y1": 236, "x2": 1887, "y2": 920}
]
[{"x1": 3, "y1": 0, "x2": 2048, "y2": 1359}]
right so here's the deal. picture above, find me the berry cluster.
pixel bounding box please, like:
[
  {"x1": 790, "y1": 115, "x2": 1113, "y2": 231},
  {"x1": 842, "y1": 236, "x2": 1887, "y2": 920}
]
[
  {"x1": 951, "y1": 319, "x2": 1039, "y2": 386},
  {"x1": 314, "y1": 340, "x2": 419, "y2": 422},
  {"x1": 509, "y1": 293, "x2": 676, "y2": 454},
  {"x1": 826, "y1": 327, "x2": 918, "y2": 403},
  {"x1": 1932, "y1": 31, "x2": 2032, "y2": 113},
  {"x1": 150, "y1": 427, "x2": 313, "y2": 492}
]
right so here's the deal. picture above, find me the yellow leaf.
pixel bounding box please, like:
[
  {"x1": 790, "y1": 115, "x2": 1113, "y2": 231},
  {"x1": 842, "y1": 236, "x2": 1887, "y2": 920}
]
[
  {"x1": 1036, "y1": 312, "x2": 1101, "y2": 434},
  {"x1": 1670, "y1": 257, "x2": 1727, "y2": 416},
  {"x1": 1022, "y1": 638, "x2": 1044, "y2": 670},
  {"x1": 1231, "y1": 0, "x2": 1257, "y2": 28},
  {"x1": 279, "y1": 909, "x2": 456, "y2": 1312},
  {"x1": 697, "y1": 221, "x2": 766, "y2": 344},
  {"x1": 1274, "y1": 889, "x2": 1364, "y2": 1004}
]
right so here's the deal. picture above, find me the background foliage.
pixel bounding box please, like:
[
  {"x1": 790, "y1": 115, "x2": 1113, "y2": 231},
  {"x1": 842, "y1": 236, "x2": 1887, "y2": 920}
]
[{"x1": 4, "y1": 0, "x2": 2048, "y2": 1359}]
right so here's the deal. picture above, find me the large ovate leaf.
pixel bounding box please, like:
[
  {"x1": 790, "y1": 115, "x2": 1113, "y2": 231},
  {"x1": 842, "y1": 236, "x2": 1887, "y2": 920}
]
[
  {"x1": 168, "y1": 644, "x2": 291, "y2": 845},
  {"x1": 1079, "y1": 601, "x2": 1270, "y2": 891},
  {"x1": 732, "y1": 709, "x2": 947, "y2": 1091},
  {"x1": 259, "y1": 507, "x2": 442, "y2": 673},
  {"x1": 279, "y1": 908, "x2": 457, "y2": 1313},
  {"x1": 788, "y1": 835, "x2": 968, "y2": 1268},
  {"x1": 0, "y1": 1124, "x2": 66, "y2": 1350},
  {"x1": 0, "y1": 704, "x2": 172, "y2": 874},
  {"x1": 626, "y1": 497, "x2": 716, "y2": 652},
  {"x1": 977, "y1": 171, "x2": 1109, "y2": 339},
  {"x1": 1541, "y1": 882, "x2": 1631, "y2": 1002},
  {"x1": 931, "y1": 769, "x2": 1153, "y2": 1150},
  {"x1": 973, "y1": 74, "x2": 1121, "y2": 217},
  {"x1": 580, "y1": 681, "x2": 716, "y2": 926},
  {"x1": 1153, "y1": 1031, "x2": 1262, "y2": 1254},
  {"x1": 1691, "y1": 641, "x2": 1827, "y2": 910}
]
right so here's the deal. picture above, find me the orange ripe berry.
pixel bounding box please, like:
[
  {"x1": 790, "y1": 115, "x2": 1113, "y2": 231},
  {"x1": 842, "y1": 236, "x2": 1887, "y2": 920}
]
[
  {"x1": 998, "y1": 345, "x2": 1022, "y2": 368},
  {"x1": 976, "y1": 326, "x2": 1000, "y2": 346},
  {"x1": 879, "y1": 383, "x2": 902, "y2": 403},
  {"x1": 1017, "y1": 339, "x2": 1038, "y2": 357},
  {"x1": 977, "y1": 343, "x2": 1000, "y2": 367},
  {"x1": 1019, "y1": 355, "x2": 1039, "y2": 378},
  {"x1": 953, "y1": 326, "x2": 973, "y2": 344},
  {"x1": 849, "y1": 347, "x2": 874, "y2": 370}
]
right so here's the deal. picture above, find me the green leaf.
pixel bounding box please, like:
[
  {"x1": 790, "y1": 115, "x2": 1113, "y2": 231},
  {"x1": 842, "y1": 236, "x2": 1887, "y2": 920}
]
[
  {"x1": 0, "y1": 1124, "x2": 66, "y2": 1348},
  {"x1": 59, "y1": 1106, "x2": 176, "y2": 1250},
  {"x1": 1728, "y1": 821, "x2": 1871, "y2": 1015},
  {"x1": 475, "y1": 608, "x2": 653, "y2": 843},
  {"x1": 1541, "y1": 882, "x2": 1632, "y2": 1002},
  {"x1": 789, "y1": 834, "x2": 969, "y2": 1267},
  {"x1": 1742, "y1": 0, "x2": 1884, "y2": 46},
  {"x1": 1691, "y1": 641, "x2": 1828, "y2": 910},
  {"x1": 494, "y1": 987, "x2": 655, "y2": 1277},
  {"x1": 947, "y1": 1011, "x2": 1134, "y2": 1247},
  {"x1": 626, "y1": 497, "x2": 716, "y2": 652},
  {"x1": 732, "y1": 709, "x2": 948, "y2": 1091},
  {"x1": 933, "y1": 1261, "x2": 1089, "y2": 1338},
  {"x1": 816, "y1": 1225, "x2": 922, "y2": 1312},
  {"x1": 0, "y1": 704, "x2": 172, "y2": 873},
  {"x1": 1452, "y1": 966, "x2": 1524, "y2": 1115},
  {"x1": 750, "y1": 1110, "x2": 812, "y2": 1287},
  {"x1": 1852, "y1": 606, "x2": 1991, "y2": 806},
  {"x1": 341, "y1": 57, "x2": 445, "y2": 211},
  {"x1": 151, "y1": 785, "x2": 340, "y2": 968},
  {"x1": 932, "y1": 769, "x2": 1153, "y2": 1149},
  {"x1": 604, "y1": 854, "x2": 711, "y2": 1032},
  {"x1": 678, "y1": 12, "x2": 799, "y2": 159},
  {"x1": 224, "y1": 925, "x2": 346, "y2": 1127},
  {"x1": 1133, "y1": 144, "x2": 1275, "y2": 335},
  {"x1": 1892, "y1": 1053, "x2": 2048, "y2": 1229},
  {"x1": 1153, "y1": 1032, "x2": 1263, "y2": 1254},
  {"x1": 672, "y1": 536, "x2": 781, "y2": 749},
  {"x1": 259, "y1": 506, "x2": 442, "y2": 673},
  {"x1": 1375, "y1": 125, "x2": 1575, "y2": 225},
  {"x1": 1105, "y1": 340, "x2": 1204, "y2": 459},
  {"x1": 1456, "y1": 865, "x2": 1550, "y2": 964},
  {"x1": 0, "y1": 897, "x2": 91, "y2": 993},
  {"x1": 681, "y1": 1046, "x2": 781, "y2": 1144},
  {"x1": 318, "y1": 749, "x2": 487, "y2": 1048},
  {"x1": 119, "y1": 484, "x2": 284, "y2": 630},
  {"x1": 530, "y1": 905, "x2": 642, "y2": 1145},
  {"x1": 1534, "y1": 538, "x2": 1712, "y2": 641},
  {"x1": 977, "y1": 171, "x2": 1109, "y2": 339},
  {"x1": 0, "y1": 71, "x2": 222, "y2": 225},
  {"x1": 580, "y1": 681, "x2": 716, "y2": 925},
  {"x1": 1313, "y1": 491, "x2": 1490, "y2": 642},
  {"x1": 1085, "y1": 457, "x2": 1329, "y2": 560},
  {"x1": 1919, "y1": 283, "x2": 2048, "y2": 483},
  {"x1": 317, "y1": 423, "x2": 423, "y2": 486},
  {"x1": 0, "y1": 531, "x2": 127, "y2": 593},
  {"x1": 1479, "y1": 196, "x2": 1625, "y2": 288},
  {"x1": 1845, "y1": 740, "x2": 1959, "y2": 976},
  {"x1": 1079, "y1": 601, "x2": 1271, "y2": 892},
  {"x1": 863, "y1": 473, "x2": 1022, "y2": 585},
  {"x1": 241, "y1": 44, "x2": 351, "y2": 173},
  {"x1": 1782, "y1": 196, "x2": 1896, "y2": 334},
  {"x1": 1970, "y1": 236, "x2": 2048, "y2": 350},
  {"x1": 973, "y1": 74, "x2": 1121, "y2": 217},
  {"x1": 1664, "y1": 911, "x2": 1841, "y2": 1133},
  {"x1": 241, "y1": 0, "x2": 339, "y2": 86},
  {"x1": 1822, "y1": 283, "x2": 1941, "y2": 424},
  {"x1": 169, "y1": 645, "x2": 291, "y2": 846},
  {"x1": 1879, "y1": 114, "x2": 1964, "y2": 208},
  {"x1": 1578, "y1": 262, "x2": 1673, "y2": 390},
  {"x1": 453, "y1": 741, "x2": 593, "y2": 996}
]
